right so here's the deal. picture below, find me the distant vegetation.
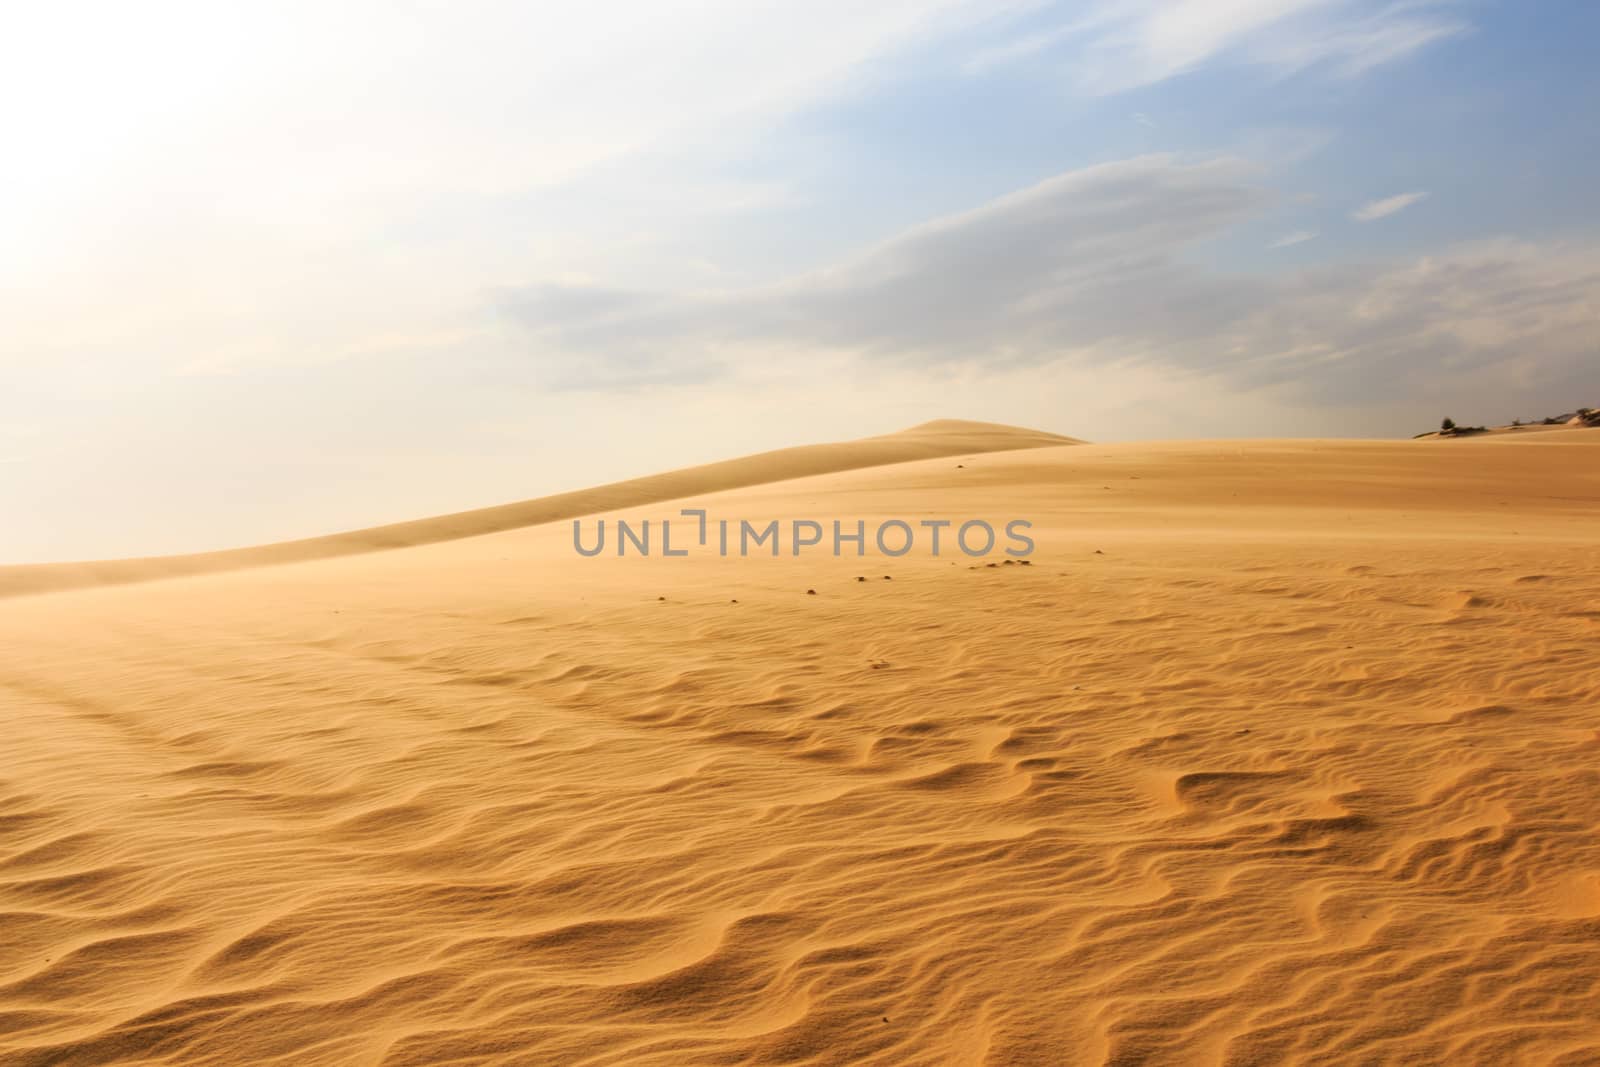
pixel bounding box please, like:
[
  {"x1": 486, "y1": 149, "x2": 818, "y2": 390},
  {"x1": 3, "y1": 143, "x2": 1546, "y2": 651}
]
[
  {"x1": 1435, "y1": 416, "x2": 1488, "y2": 437},
  {"x1": 1420, "y1": 405, "x2": 1598, "y2": 438}
]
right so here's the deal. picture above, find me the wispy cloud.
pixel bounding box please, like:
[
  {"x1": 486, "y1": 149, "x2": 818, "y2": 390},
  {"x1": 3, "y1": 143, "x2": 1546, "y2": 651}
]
[
  {"x1": 497, "y1": 155, "x2": 1271, "y2": 385},
  {"x1": 1266, "y1": 5, "x2": 1468, "y2": 78},
  {"x1": 1351, "y1": 190, "x2": 1430, "y2": 221},
  {"x1": 968, "y1": 0, "x2": 1469, "y2": 94},
  {"x1": 497, "y1": 155, "x2": 1599, "y2": 408},
  {"x1": 1271, "y1": 230, "x2": 1320, "y2": 248}
]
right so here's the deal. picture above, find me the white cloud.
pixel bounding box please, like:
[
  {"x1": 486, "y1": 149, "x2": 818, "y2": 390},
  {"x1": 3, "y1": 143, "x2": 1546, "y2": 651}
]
[
  {"x1": 1, "y1": 0, "x2": 1040, "y2": 374},
  {"x1": 1271, "y1": 229, "x2": 1320, "y2": 247},
  {"x1": 497, "y1": 155, "x2": 1272, "y2": 383},
  {"x1": 2, "y1": 1, "x2": 1032, "y2": 228},
  {"x1": 1351, "y1": 190, "x2": 1431, "y2": 221},
  {"x1": 969, "y1": 0, "x2": 1468, "y2": 94},
  {"x1": 1265, "y1": 6, "x2": 1467, "y2": 78},
  {"x1": 497, "y1": 156, "x2": 1600, "y2": 413}
]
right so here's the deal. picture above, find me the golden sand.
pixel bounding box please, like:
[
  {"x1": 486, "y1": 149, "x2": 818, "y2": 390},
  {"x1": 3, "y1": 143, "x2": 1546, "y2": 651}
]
[{"x1": 2, "y1": 421, "x2": 1598, "y2": 1064}]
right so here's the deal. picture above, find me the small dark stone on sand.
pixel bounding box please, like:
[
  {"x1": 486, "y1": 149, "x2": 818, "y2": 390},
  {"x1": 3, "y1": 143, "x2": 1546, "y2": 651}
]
[
  {"x1": 657, "y1": 596, "x2": 666, "y2": 601},
  {"x1": 857, "y1": 576, "x2": 867, "y2": 582},
  {"x1": 1019, "y1": 560, "x2": 1031, "y2": 566},
  {"x1": 882, "y1": 575, "x2": 892, "y2": 580},
  {"x1": 1002, "y1": 559, "x2": 1014, "y2": 566},
  {"x1": 806, "y1": 589, "x2": 817, "y2": 595}
]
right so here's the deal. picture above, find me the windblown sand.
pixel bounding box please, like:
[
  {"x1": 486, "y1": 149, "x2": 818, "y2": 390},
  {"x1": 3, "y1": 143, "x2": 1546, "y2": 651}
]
[{"x1": 3, "y1": 423, "x2": 1598, "y2": 1065}]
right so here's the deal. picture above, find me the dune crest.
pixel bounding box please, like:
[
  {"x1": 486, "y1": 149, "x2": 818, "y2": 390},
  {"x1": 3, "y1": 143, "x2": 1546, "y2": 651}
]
[{"x1": 0, "y1": 420, "x2": 1077, "y2": 600}]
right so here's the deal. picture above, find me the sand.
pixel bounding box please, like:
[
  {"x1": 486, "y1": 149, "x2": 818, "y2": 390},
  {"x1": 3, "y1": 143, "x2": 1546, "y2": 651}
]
[{"x1": 2, "y1": 421, "x2": 1598, "y2": 1065}]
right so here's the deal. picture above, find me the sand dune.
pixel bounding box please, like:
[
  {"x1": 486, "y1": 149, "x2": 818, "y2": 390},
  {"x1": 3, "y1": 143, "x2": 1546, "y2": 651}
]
[
  {"x1": 2, "y1": 424, "x2": 1599, "y2": 1065},
  {"x1": 0, "y1": 419, "x2": 1078, "y2": 601}
]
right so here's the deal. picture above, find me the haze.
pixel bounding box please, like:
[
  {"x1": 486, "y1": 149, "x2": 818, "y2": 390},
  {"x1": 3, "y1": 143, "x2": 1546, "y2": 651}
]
[{"x1": 4, "y1": 1, "x2": 1597, "y2": 561}]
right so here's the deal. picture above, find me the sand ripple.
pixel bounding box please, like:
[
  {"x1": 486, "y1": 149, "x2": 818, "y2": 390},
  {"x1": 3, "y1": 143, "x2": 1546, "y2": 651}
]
[{"x1": 3, "y1": 432, "x2": 1599, "y2": 1064}]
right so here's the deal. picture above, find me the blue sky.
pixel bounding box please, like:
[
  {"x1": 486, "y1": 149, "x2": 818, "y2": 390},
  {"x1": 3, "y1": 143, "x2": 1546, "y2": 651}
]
[{"x1": 3, "y1": 1, "x2": 1597, "y2": 561}]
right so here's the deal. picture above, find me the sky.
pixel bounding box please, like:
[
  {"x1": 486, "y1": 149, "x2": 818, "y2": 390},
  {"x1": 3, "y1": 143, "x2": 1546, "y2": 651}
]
[{"x1": 3, "y1": 0, "x2": 1598, "y2": 562}]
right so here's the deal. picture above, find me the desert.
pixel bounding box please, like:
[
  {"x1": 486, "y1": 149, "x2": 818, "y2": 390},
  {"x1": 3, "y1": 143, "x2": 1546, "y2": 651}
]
[{"x1": 3, "y1": 419, "x2": 1598, "y2": 1065}]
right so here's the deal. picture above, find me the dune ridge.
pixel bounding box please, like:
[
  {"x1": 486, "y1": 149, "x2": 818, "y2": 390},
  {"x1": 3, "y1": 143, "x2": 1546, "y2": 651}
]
[
  {"x1": 0, "y1": 419, "x2": 1079, "y2": 601},
  {"x1": 2, "y1": 427, "x2": 1598, "y2": 1065}
]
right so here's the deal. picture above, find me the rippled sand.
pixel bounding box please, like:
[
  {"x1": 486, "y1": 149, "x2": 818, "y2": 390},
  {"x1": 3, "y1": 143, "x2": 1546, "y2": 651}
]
[{"x1": 3, "y1": 422, "x2": 1598, "y2": 1065}]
